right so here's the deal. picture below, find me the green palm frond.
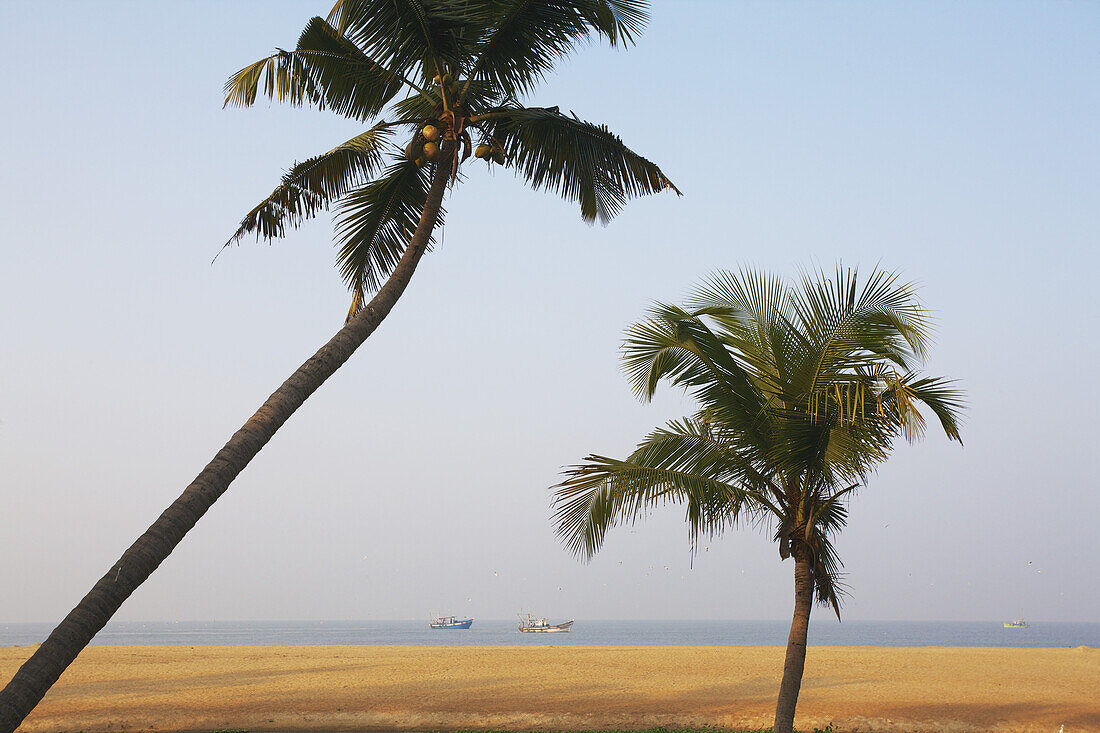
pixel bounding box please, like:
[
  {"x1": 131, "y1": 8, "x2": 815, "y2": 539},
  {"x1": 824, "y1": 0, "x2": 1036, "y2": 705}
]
[
  {"x1": 335, "y1": 157, "x2": 444, "y2": 318},
  {"x1": 883, "y1": 372, "x2": 966, "y2": 444},
  {"x1": 633, "y1": 419, "x2": 783, "y2": 516},
  {"x1": 561, "y1": 419, "x2": 778, "y2": 557},
  {"x1": 810, "y1": 483, "x2": 857, "y2": 532},
  {"x1": 225, "y1": 123, "x2": 395, "y2": 247},
  {"x1": 390, "y1": 78, "x2": 502, "y2": 121},
  {"x1": 689, "y1": 268, "x2": 790, "y2": 334},
  {"x1": 791, "y1": 267, "x2": 930, "y2": 399},
  {"x1": 621, "y1": 304, "x2": 699, "y2": 401},
  {"x1": 327, "y1": 0, "x2": 481, "y2": 83},
  {"x1": 621, "y1": 304, "x2": 771, "y2": 454},
  {"x1": 224, "y1": 18, "x2": 407, "y2": 119},
  {"x1": 583, "y1": 0, "x2": 648, "y2": 43},
  {"x1": 685, "y1": 269, "x2": 802, "y2": 395},
  {"x1": 553, "y1": 440, "x2": 754, "y2": 560},
  {"x1": 465, "y1": 0, "x2": 647, "y2": 98},
  {"x1": 819, "y1": 417, "x2": 893, "y2": 481},
  {"x1": 478, "y1": 105, "x2": 679, "y2": 223}
]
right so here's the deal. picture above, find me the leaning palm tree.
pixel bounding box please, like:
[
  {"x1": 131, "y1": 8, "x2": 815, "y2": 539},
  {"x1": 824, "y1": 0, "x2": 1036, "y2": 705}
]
[
  {"x1": 553, "y1": 267, "x2": 963, "y2": 733},
  {"x1": 0, "y1": 1, "x2": 676, "y2": 729}
]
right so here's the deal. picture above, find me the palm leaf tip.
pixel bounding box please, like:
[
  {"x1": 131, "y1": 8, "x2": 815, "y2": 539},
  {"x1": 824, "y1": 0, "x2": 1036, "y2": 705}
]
[
  {"x1": 577, "y1": 0, "x2": 650, "y2": 47},
  {"x1": 552, "y1": 458, "x2": 618, "y2": 561},
  {"x1": 480, "y1": 106, "x2": 679, "y2": 224},
  {"x1": 225, "y1": 15, "x2": 406, "y2": 120},
  {"x1": 222, "y1": 123, "x2": 395, "y2": 250}
]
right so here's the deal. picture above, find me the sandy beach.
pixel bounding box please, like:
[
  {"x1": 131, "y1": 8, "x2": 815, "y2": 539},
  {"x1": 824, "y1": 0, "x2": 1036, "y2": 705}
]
[{"x1": 1, "y1": 644, "x2": 1096, "y2": 733}]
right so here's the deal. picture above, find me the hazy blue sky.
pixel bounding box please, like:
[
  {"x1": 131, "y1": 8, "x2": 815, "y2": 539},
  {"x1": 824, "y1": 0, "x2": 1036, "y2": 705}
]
[{"x1": 1, "y1": 1, "x2": 1097, "y2": 625}]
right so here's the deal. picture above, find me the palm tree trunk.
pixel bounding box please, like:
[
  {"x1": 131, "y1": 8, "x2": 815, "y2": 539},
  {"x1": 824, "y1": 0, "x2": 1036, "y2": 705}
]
[
  {"x1": 0, "y1": 157, "x2": 453, "y2": 733},
  {"x1": 773, "y1": 547, "x2": 814, "y2": 733}
]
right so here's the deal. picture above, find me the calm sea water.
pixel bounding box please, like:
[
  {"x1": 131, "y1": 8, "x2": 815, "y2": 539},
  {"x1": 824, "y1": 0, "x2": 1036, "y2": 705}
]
[{"x1": 2, "y1": 620, "x2": 1096, "y2": 648}]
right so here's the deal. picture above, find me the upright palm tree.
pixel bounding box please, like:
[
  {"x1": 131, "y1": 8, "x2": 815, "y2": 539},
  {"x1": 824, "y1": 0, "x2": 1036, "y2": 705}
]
[
  {"x1": 0, "y1": 2, "x2": 675, "y2": 729},
  {"x1": 553, "y1": 267, "x2": 963, "y2": 733}
]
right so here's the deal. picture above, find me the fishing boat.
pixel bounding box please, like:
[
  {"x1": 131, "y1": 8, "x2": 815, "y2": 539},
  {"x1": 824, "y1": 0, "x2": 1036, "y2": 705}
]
[
  {"x1": 429, "y1": 615, "x2": 473, "y2": 629},
  {"x1": 518, "y1": 614, "x2": 573, "y2": 633},
  {"x1": 1003, "y1": 619, "x2": 1029, "y2": 629}
]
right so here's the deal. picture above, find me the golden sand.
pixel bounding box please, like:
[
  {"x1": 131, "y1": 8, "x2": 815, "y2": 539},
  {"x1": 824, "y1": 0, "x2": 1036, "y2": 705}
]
[{"x1": 1, "y1": 644, "x2": 1096, "y2": 732}]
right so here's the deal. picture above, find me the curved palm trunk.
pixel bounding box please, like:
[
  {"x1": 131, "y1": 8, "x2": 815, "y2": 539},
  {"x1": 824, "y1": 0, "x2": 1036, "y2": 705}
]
[
  {"x1": 0, "y1": 158, "x2": 453, "y2": 733},
  {"x1": 774, "y1": 548, "x2": 813, "y2": 733}
]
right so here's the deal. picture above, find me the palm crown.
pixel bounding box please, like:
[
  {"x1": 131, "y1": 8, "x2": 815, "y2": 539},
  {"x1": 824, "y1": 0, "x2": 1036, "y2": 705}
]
[
  {"x1": 224, "y1": 0, "x2": 678, "y2": 317},
  {"x1": 553, "y1": 267, "x2": 964, "y2": 618}
]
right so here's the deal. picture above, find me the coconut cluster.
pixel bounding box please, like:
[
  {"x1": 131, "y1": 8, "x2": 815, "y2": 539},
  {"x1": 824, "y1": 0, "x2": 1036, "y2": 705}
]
[
  {"x1": 474, "y1": 143, "x2": 505, "y2": 164},
  {"x1": 403, "y1": 122, "x2": 445, "y2": 167},
  {"x1": 405, "y1": 123, "x2": 505, "y2": 168},
  {"x1": 401, "y1": 63, "x2": 506, "y2": 168}
]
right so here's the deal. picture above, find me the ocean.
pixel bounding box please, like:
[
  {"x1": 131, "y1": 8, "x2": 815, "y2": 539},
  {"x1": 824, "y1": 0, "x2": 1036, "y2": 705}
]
[{"x1": 2, "y1": 619, "x2": 1096, "y2": 648}]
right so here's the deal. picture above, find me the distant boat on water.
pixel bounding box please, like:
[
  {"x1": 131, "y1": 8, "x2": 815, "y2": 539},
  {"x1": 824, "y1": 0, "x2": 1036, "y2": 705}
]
[
  {"x1": 429, "y1": 615, "x2": 473, "y2": 629},
  {"x1": 518, "y1": 614, "x2": 573, "y2": 633},
  {"x1": 1003, "y1": 619, "x2": 1029, "y2": 628}
]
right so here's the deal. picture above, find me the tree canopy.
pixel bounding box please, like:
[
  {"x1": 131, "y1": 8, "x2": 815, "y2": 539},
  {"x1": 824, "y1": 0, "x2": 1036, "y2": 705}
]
[
  {"x1": 553, "y1": 266, "x2": 964, "y2": 618},
  {"x1": 223, "y1": 0, "x2": 678, "y2": 317}
]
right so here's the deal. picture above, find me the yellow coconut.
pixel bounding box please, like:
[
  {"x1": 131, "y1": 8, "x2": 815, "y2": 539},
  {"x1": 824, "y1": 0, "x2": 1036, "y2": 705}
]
[
  {"x1": 422, "y1": 142, "x2": 440, "y2": 160},
  {"x1": 422, "y1": 125, "x2": 440, "y2": 142},
  {"x1": 474, "y1": 144, "x2": 492, "y2": 159}
]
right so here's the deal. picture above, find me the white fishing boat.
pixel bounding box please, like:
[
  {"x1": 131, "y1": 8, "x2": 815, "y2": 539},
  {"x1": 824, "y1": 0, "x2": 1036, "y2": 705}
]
[
  {"x1": 1003, "y1": 619, "x2": 1029, "y2": 629},
  {"x1": 518, "y1": 614, "x2": 573, "y2": 633}
]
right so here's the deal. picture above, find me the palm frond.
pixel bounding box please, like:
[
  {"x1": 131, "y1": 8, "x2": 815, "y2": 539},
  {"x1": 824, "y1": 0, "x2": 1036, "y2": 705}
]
[
  {"x1": 791, "y1": 266, "x2": 931, "y2": 403},
  {"x1": 327, "y1": 0, "x2": 481, "y2": 83},
  {"x1": 888, "y1": 373, "x2": 966, "y2": 444},
  {"x1": 637, "y1": 419, "x2": 783, "y2": 516},
  {"x1": 553, "y1": 444, "x2": 754, "y2": 560},
  {"x1": 225, "y1": 123, "x2": 395, "y2": 248},
  {"x1": 390, "y1": 77, "x2": 502, "y2": 122},
  {"x1": 334, "y1": 157, "x2": 444, "y2": 318},
  {"x1": 477, "y1": 105, "x2": 679, "y2": 223},
  {"x1": 685, "y1": 269, "x2": 795, "y2": 392},
  {"x1": 465, "y1": 0, "x2": 647, "y2": 98},
  {"x1": 621, "y1": 303, "x2": 772, "y2": 459},
  {"x1": 224, "y1": 18, "x2": 407, "y2": 120}
]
